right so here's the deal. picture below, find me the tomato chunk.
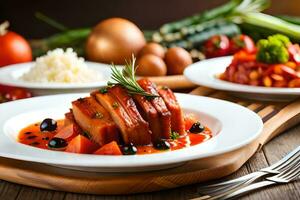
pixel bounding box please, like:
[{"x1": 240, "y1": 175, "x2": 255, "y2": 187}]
[
  {"x1": 93, "y1": 141, "x2": 122, "y2": 155},
  {"x1": 55, "y1": 124, "x2": 79, "y2": 142},
  {"x1": 184, "y1": 114, "x2": 198, "y2": 131},
  {"x1": 65, "y1": 135, "x2": 99, "y2": 154}
]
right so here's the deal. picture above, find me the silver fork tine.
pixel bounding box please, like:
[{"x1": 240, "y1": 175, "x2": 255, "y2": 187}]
[
  {"x1": 216, "y1": 163, "x2": 300, "y2": 200},
  {"x1": 195, "y1": 146, "x2": 300, "y2": 199},
  {"x1": 198, "y1": 146, "x2": 300, "y2": 190},
  {"x1": 268, "y1": 162, "x2": 300, "y2": 182}
]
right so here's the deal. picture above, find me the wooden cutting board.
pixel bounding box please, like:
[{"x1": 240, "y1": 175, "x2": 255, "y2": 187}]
[{"x1": 0, "y1": 86, "x2": 300, "y2": 195}]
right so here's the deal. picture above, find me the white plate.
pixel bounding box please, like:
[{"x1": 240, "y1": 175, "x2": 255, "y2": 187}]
[
  {"x1": 184, "y1": 56, "x2": 300, "y2": 101},
  {"x1": 0, "y1": 93, "x2": 263, "y2": 172},
  {"x1": 0, "y1": 62, "x2": 114, "y2": 96}
]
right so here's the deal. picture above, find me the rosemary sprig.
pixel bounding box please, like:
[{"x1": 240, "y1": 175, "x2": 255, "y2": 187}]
[{"x1": 108, "y1": 56, "x2": 158, "y2": 98}]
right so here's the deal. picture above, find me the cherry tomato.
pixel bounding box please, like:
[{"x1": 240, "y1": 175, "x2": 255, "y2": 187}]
[
  {"x1": 4, "y1": 88, "x2": 32, "y2": 101},
  {"x1": 204, "y1": 35, "x2": 230, "y2": 58},
  {"x1": 229, "y1": 34, "x2": 256, "y2": 54},
  {"x1": 0, "y1": 22, "x2": 32, "y2": 67}
]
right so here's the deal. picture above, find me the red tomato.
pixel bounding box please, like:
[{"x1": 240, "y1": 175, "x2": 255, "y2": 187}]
[
  {"x1": 229, "y1": 34, "x2": 256, "y2": 54},
  {"x1": 288, "y1": 44, "x2": 300, "y2": 65},
  {"x1": 93, "y1": 141, "x2": 122, "y2": 155},
  {"x1": 55, "y1": 124, "x2": 79, "y2": 142},
  {"x1": 4, "y1": 88, "x2": 32, "y2": 101},
  {"x1": 184, "y1": 114, "x2": 198, "y2": 131},
  {"x1": 65, "y1": 135, "x2": 99, "y2": 154},
  {"x1": 204, "y1": 35, "x2": 230, "y2": 58},
  {"x1": 0, "y1": 30, "x2": 32, "y2": 67}
]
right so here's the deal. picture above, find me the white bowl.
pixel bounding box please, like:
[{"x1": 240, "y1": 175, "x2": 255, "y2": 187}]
[{"x1": 0, "y1": 62, "x2": 114, "y2": 96}]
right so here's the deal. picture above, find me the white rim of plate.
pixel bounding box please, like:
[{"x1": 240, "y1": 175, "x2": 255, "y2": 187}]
[
  {"x1": 184, "y1": 56, "x2": 300, "y2": 95},
  {"x1": 0, "y1": 93, "x2": 263, "y2": 168},
  {"x1": 0, "y1": 61, "x2": 117, "y2": 89}
]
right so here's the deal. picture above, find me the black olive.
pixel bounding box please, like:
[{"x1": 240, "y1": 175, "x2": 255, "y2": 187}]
[
  {"x1": 189, "y1": 122, "x2": 205, "y2": 133},
  {"x1": 48, "y1": 137, "x2": 68, "y2": 150},
  {"x1": 154, "y1": 140, "x2": 171, "y2": 150},
  {"x1": 122, "y1": 143, "x2": 137, "y2": 155},
  {"x1": 40, "y1": 118, "x2": 57, "y2": 132}
]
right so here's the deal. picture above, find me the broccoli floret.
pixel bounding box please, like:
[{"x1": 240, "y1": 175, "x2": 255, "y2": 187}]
[
  {"x1": 268, "y1": 34, "x2": 291, "y2": 46},
  {"x1": 256, "y1": 34, "x2": 290, "y2": 64}
]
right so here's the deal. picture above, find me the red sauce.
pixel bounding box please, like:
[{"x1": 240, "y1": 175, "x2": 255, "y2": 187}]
[{"x1": 18, "y1": 120, "x2": 212, "y2": 155}]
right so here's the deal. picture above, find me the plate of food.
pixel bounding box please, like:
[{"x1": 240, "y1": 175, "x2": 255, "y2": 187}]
[
  {"x1": 0, "y1": 57, "x2": 263, "y2": 172},
  {"x1": 184, "y1": 34, "x2": 300, "y2": 101},
  {"x1": 0, "y1": 48, "x2": 114, "y2": 96}
]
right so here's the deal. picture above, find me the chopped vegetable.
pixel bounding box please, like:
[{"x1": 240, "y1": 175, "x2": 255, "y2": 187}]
[
  {"x1": 256, "y1": 34, "x2": 290, "y2": 64},
  {"x1": 93, "y1": 141, "x2": 122, "y2": 155},
  {"x1": 65, "y1": 135, "x2": 99, "y2": 154},
  {"x1": 170, "y1": 131, "x2": 180, "y2": 140}
]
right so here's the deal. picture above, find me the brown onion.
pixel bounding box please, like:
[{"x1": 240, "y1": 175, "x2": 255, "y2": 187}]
[
  {"x1": 138, "y1": 42, "x2": 165, "y2": 58},
  {"x1": 165, "y1": 47, "x2": 192, "y2": 75},
  {"x1": 136, "y1": 54, "x2": 167, "y2": 76},
  {"x1": 86, "y1": 18, "x2": 146, "y2": 65}
]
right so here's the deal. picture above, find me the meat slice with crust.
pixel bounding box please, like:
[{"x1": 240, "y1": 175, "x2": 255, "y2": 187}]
[
  {"x1": 72, "y1": 97, "x2": 120, "y2": 146},
  {"x1": 133, "y1": 94, "x2": 161, "y2": 142},
  {"x1": 93, "y1": 88, "x2": 151, "y2": 145},
  {"x1": 158, "y1": 86, "x2": 185, "y2": 135},
  {"x1": 108, "y1": 85, "x2": 152, "y2": 144},
  {"x1": 137, "y1": 79, "x2": 171, "y2": 139}
]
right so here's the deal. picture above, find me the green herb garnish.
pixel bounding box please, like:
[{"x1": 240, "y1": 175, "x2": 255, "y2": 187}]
[
  {"x1": 108, "y1": 55, "x2": 158, "y2": 98},
  {"x1": 112, "y1": 102, "x2": 119, "y2": 109},
  {"x1": 99, "y1": 87, "x2": 108, "y2": 94},
  {"x1": 170, "y1": 131, "x2": 180, "y2": 140},
  {"x1": 93, "y1": 112, "x2": 104, "y2": 119}
]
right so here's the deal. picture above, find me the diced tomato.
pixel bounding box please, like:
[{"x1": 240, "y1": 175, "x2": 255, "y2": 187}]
[
  {"x1": 65, "y1": 135, "x2": 99, "y2": 154},
  {"x1": 184, "y1": 114, "x2": 198, "y2": 131},
  {"x1": 288, "y1": 44, "x2": 300, "y2": 65},
  {"x1": 55, "y1": 124, "x2": 79, "y2": 142},
  {"x1": 93, "y1": 141, "x2": 122, "y2": 155},
  {"x1": 288, "y1": 79, "x2": 300, "y2": 87},
  {"x1": 3, "y1": 87, "x2": 32, "y2": 101},
  {"x1": 280, "y1": 64, "x2": 300, "y2": 79}
]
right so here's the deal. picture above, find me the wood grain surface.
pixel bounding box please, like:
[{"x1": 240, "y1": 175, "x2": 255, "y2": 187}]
[{"x1": 0, "y1": 87, "x2": 299, "y2": 199}]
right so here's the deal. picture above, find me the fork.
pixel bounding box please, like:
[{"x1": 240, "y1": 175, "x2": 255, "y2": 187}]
[
  {"x1": 195, "y1": 146, "x2": 300, "y2": 199},
  {"x1": 214, "y1": 162, "x2": 300, "y2": 200}
]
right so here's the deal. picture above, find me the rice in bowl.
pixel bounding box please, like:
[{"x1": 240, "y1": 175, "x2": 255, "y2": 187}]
[{"x1": 21, "y1": 48, "x2": 103, "y2": 83}]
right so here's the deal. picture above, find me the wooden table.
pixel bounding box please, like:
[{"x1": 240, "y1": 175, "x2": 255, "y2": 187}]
[{"x1": 0, "y1": 122, "x2": 299, "y2": 200}]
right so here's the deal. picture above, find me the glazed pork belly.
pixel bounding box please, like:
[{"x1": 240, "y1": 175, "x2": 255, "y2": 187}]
[
  {"x1": 137, "y1": 79, "x2": 171, "y2": 139},
  {"x1": 133, "y1": 94, "x2": 161, "y2": 142},
  {"x1": 158, "y1": 87, "x2": 185, "y2": 135},
  {"x1": 93, "y1": 88, "x2": 151, "y2": 145},
  {"x1": 72, "y1": 97, "x2": 120, "y2": 146},
  {"x1": 108, "y1": 85, "x2": 152, "y2": 144}
]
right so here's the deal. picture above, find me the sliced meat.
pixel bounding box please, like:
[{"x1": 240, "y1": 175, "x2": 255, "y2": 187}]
[
  {"x1": 109, "y1": 85, "x2": 152, "y2": 144},
  {"x1": 133, "y1": 94, "x2": 161, "y2": 142},
  {"x1": 63, "y1": 111, "x2": 83, "y2": 137},
  {"x1": 72, "y1": 97, "x2": 120, "y2": 146},
  {"x1": 92, "y1": 90, "x2": 150, "y2": 145},
  {"x1": 64, "y1": 111, "x2": 75, "y2": 126},
  {"x1": 137, "y1": 79, "x2": 171, "y2": 139},
  {"x1": 158, "y1": 87, "x2": 185, "y2": 135}
]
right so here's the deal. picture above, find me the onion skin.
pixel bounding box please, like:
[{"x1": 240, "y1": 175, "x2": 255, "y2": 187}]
[
  {"x1": 86, "y1": 18, "x2": 146, "y2": 65},
  {"x1": 138, "y1": 42, "x2": 165, "y2": 58},
  {"x1": 136, "y1": 54, "x2": 167, "y2": 76},
  {"x1": 165, "y1": 47, "x2": 192, "y2": 75}
]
